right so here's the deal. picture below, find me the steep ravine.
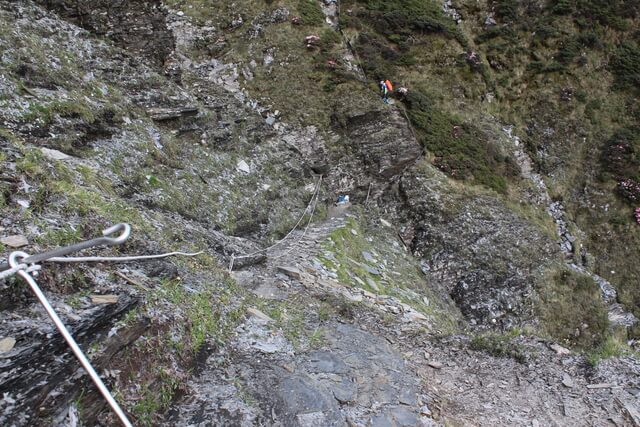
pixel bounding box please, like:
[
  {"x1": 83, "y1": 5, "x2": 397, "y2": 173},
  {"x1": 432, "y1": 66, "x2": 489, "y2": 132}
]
[
  {"x1": 0, "y1": 0, "x2": 639, "y2": 426},
  {"x1": 502, "y1": 126, "x2": 638, "y2": 330}
]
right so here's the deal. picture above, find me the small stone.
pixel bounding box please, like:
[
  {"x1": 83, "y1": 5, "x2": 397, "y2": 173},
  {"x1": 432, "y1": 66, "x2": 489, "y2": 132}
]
[
  {"x1": 40, "y1": 147, "x2": 70, "y2": 160},
  {"x1": 366, "y1": 278, "x2": 379, "y2": 292},
  {"x1": 365, "y1": 265, "x2": 381, "y2": 275},
  {"x1": 586, "y1": 383, "x2": 615, "y2": 389},
  {"x1": 428, "y1": 361, "x2": 443, "y2": 369},
  {"x1": 399, "y1": 389, "x2": 416, "y2": 406},
  {"x1": 277, "y1": 266, "x2": 302, "y2": 280},
  {"x1": 265, "y1": 116, "x2": 276, "y2": 126},
  {"x1": 90, "y1": 295, "x2": 119, "y2": 304},
  {"x1": 423, "y1": 351, "x2": 430, "y2": 360},
  {"x1": 562, "y1": 373, "x2": 574, "y2": 388},
  {"x1": 362, "y1": 289, "x2": 376, "y2": 299},
  {"x1": 1, "y1": 235, "x2": 29, "y2": 248},
  {"x1": 253, "y1": 342, "x2": 280, "y2": 353},
  {"x1": 16, "y1": 200, "x2": 30, "y2": 209},
  {"x1": 344, "y1": 292, "x2": 363, "y2": 302},
  {"x1": 350, "y1": 229, "x2": 358, "y2": 236},
  {"x1": 296, "y1": 412, "x2": 327, "y2": 426},
  {"x1": 176, "y1": 10, "x2": 184, "y2": 16},
  {"x1": 404, "y1": 311, "x2": 428, "y2": 322},
  {"x1": 0, "y1": 337, "x2": 16, "y2": 353},
  {"x1": 236, "y1": 160, "x2": 251, "y2": 173},
  {"x1": 370, "y1": 413, "x2": 394, "y2": 427},
  {"x1": 550, "y1": 343, "x2": 571, "y2": 355},
  {"x1": 391, "y1": 406, "x2": 418, "y2": 426},
  {"x1": 247, "y1": 307, "x2": 274, "y2": 322},
  {"x1": 362, "y1": 251, "x2": 376, "y2": 263},
  {"x1": 380, "y1": 218, "x2": 392, "y2": 227}
]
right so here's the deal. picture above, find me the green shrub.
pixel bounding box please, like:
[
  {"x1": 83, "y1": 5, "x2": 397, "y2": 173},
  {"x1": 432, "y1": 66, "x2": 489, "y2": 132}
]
[
  {"x1": 544, "y1": 61, "x2": 567, "y2": 73},
  {"x1": 601, "y1": 127, "x2": 640, "y2": 180},
  {"x1": 574, "y1": 89, "x2": 587, "y2": 102},
  {"x1": 532, "y1": 24, "x2": 557, "y2": 46},
  {"x1": 354, "y1": 32, "x2": 396, "y2": 80},
  {"x1": 610, "y1": 42, "x2": 640, "y2": 93},
  {"x1": 404, "y1": 90, "x2": 518, "y2": 193},
  {"x1": 319, "y1": 28, "x2": 341, "y2": 51},
  {"x1": 494, "y1": 0, "x2": 518, "y2": 21},
  {"x1": 556, "y1": 39, "x2": 581, "y2": 64},
  {"x1": 475, "y1": 26, "x2": 518, "y2": 44},
  {"x1": 470, "y1": 332, "x2": 528, "y2": 363},
  {"x1": 576, "y1": 31, "x2": 603, "y2": 49},
  {"x1": 357, "y1": 0, "x2": 460, "y2": 40},
  {"x1": 298, "y1": 0, "x2": 324, "y2": 25},
  {"x1": 550, "y1": 0, "x2": 573, "y2": 15},
  {"x1": 526, "y1": 61, "x2": 546, "y2": 73},
  {"x1": 537, "y1": 268, "x2": 609, "y2": 349},
  {"x1": 576, "y1": 0, "x2": 638, "y2": 30}
]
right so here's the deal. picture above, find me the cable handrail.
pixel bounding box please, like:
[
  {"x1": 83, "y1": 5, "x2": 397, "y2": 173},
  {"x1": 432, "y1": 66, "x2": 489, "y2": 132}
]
[{"x1": 228, "y1": 175, "x2": 323, "y2": 270}]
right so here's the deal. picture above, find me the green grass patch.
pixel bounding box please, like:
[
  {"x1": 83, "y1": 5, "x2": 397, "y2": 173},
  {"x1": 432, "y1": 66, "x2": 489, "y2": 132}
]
[
  {"x1": 470, "y1": 331, "x2": 529, "y2": 363},
  {"x1": 158, "y1": 278, "x2": 238, "y2": 352},
  {"x1": 536, "y1": 268, "x2": 609, "y2": 349},
  {"x1": 357, "y1": 0, "x2": 459, "y2": 38},
  {"x1": 610, "y1": 42, "x2": 640, "y2": 94},
  {"x1": 586, "y1": 333, "x2": 637, "y2": 366},
  {"x1": 37, "y1": 225, "x2": 83, "y2": 247},
  {"x1": 318, "y1": 212, "x2": 460, "y2": 332},
  {"x1": 404, "y1": 90, "x2": 518, "y2": 193},
  {"x1": 253, "y1": 297, "x2": 325, "y2": 350},
  {"x1": 24, "y1": 99, "x2": 96, "y2": 125},
  {"x1": 131, "y1": 368, "x2": 183, "y2": 427},
  {"x1": 298, "y1": 0, "x2": 324, "y2": 25}
]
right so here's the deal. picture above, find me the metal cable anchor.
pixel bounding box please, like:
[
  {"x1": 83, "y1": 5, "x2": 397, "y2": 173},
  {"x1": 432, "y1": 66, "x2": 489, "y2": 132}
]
[{"x1": 0, "y1": 223, "x2": 130, "y2": 273}]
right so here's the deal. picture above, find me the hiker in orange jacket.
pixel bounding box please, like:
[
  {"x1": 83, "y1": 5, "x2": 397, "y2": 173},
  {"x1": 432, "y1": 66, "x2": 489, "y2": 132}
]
[{"x1": 380, "y1": 79, "x2": 393, "y2": 103}]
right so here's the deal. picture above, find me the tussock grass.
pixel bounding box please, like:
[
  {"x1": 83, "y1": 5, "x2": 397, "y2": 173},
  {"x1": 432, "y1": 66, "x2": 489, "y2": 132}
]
[{"x1": 536, "y1": 268, "x2": 609, "y2": 349}]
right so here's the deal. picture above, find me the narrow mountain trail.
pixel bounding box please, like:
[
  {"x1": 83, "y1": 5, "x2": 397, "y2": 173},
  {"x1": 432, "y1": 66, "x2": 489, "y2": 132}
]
[
  {"x1": 165, "y1": 205, "x2": 640, "y2": 426},
  {"x1": 166, "y1": 207, "x2": 431, "y2": 426}
]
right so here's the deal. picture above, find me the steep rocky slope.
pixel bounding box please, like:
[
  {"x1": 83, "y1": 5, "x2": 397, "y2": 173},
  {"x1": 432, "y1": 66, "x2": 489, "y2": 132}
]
[{"x1": 0, "y1": 0, "x2": 639, "y2": 426}]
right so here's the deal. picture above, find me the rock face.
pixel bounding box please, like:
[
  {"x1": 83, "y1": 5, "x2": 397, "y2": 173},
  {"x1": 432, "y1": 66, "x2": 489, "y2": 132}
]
[
  {"x1": 34, "y1": 0, "x2": 174, "y2": 66},
  {"x1": 331, "y1": 106, "x2": 422, "y2": 180},
  {"x1": 398, "y1": 165, "x2": 560, "y2": 327},
  {"x1": 0, "y1": 294, "x2": 140, "y2": 426},
  {"x1": 232, "y1": 323, "x2": 423, "y2": 427}
]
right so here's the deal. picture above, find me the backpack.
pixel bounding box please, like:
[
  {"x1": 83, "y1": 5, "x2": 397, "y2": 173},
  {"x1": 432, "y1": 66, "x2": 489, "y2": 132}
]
[{"x1": 384, "y1": 80, "x2": 393, "y2": 92}]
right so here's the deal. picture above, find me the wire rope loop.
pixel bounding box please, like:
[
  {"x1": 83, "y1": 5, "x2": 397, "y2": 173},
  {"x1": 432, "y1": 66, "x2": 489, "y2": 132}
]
[
  {"x1": 7, "y1": 251, "x2": 30, "y2": 271},
  {"x1": 101, "y1": 223, "x2": 131, "y2": 245}
]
